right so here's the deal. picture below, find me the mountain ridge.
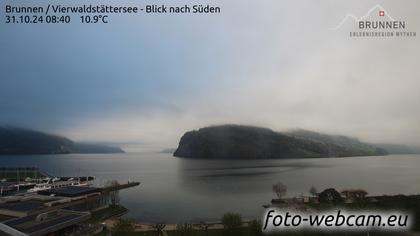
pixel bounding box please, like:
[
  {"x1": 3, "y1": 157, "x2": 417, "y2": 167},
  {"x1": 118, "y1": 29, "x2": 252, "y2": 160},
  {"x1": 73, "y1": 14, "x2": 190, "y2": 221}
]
[
  {"x1": 174, "y1": 125, "x2": 388, "y2": 159},
  {"x1": 0, "y1": 126, "x2": 124, "y2": 155}
]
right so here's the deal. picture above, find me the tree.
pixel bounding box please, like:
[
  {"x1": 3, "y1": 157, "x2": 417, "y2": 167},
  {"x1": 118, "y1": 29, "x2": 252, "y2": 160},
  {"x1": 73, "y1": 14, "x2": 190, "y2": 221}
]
[
  {"x1": 309, "y1": 186, "x2": 318, "y2": 197},
  {"x1": 318, "y1": 188, "x2": 343, "y2": 205},
  {"x1": 221, "y1": 213, "x2": 242, "y2": 236},
  {"x1": 249, "y1": 220, "x2": 262, "y2": 236},
  {"x1": 105, "y1": 180, "x2": 120, "y2": 206},
  {"x1": 111, "y1": 218, "x2": 135, "y2": 234},
  {"x1": 198, "y1": 222, "x2": 210, "y2": 236},
  {"x1": 174, "y1": 223, "x2": 195, "y2": 236},
  {"x1": 152, "y1": 223, "x2": 166, "y2": 236},
  {"x1": 222, "y1": 213, "x2": 242, "y2": 228},
  {"x1": 272, "y1": 182, "x2": 287, "y2": 199}
]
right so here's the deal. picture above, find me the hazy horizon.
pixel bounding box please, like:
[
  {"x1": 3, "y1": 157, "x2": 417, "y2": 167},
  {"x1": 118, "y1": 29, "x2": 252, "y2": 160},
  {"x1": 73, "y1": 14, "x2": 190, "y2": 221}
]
[{"x1": 1, "y1": 0, "x2": 420, "y2": 148}]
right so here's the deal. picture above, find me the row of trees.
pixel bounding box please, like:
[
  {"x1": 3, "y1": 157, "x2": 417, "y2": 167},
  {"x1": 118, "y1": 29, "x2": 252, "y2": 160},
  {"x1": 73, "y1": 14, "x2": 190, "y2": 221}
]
[
  {"x1": 110, "y1": 212, "x2": 261, "y2": 236},
  {"x1": 272, "y1": 182, "x2": 368, "y2": 204},
  {"x1": 272, "y1": 182, "x2": 318, "y2": 199}
]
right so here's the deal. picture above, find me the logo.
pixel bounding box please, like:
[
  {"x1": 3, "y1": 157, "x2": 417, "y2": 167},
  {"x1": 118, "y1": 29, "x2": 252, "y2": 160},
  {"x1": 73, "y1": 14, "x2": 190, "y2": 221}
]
[
  {"x1": 379, "y1": 10, "x2": 385, "y2": 17},
  {"x1": 329, "y1": 4, "x2": 416, "y2": 38}
]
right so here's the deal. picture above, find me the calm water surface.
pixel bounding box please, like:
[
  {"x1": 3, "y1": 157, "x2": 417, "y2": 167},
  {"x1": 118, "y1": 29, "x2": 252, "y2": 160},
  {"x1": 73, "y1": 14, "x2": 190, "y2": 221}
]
[{"x1": 1, "y1": 153, "x2": 420, "y2": 222}]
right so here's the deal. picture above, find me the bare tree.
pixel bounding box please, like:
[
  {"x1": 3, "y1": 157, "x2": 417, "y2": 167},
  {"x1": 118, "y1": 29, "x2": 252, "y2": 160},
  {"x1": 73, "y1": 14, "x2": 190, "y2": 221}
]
[
  {"x1": 175, "y1": 223, "x2": 194, "y2": 236},
  {"x1": 272, "y1": 182, "x2": 287, "y2": 199},
  {"x1": 105, "y1": 180, "x2": 120, "y2": 206},
  {"x1": 221, "y1": 213, "x2": 242, "y2": 236},
  {"x1": 198, "y1": 222, "x2": 210, "y2": 236},
  {"x1": 152, "y1": 223, "x2": 166, "y2": 236},
  {"x1": 309, "y1": 186, "x2": 318, "y2": 197}
]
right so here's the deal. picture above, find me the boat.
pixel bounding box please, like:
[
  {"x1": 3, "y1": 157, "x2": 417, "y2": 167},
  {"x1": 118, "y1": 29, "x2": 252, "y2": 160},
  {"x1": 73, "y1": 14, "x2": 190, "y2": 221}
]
[
  {"x1": 27, "y1": 177, "x2": 94, "y2": 193},
  {"x1": 1, "y1": 181, "x2": 36, "y2": 196}
]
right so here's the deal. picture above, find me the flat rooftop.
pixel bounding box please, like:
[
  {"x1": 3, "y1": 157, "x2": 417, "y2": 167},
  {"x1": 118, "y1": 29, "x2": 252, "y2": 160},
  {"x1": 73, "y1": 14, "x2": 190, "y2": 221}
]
[
  {"x1": 0, "y1": 210, "x2": 90, "y2": 236},
  {"x1": 0, "y1": 200, "x2": 44, "y2": 213},
  {"x1": 37, "y1": 186, "x2": 102, "y2": 197}
]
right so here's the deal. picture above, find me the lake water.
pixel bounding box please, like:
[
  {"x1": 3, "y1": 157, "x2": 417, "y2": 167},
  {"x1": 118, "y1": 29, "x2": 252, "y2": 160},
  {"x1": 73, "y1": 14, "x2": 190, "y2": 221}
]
[{"x1": 1, "y1": 153, "x2": 420, "y2": 223}]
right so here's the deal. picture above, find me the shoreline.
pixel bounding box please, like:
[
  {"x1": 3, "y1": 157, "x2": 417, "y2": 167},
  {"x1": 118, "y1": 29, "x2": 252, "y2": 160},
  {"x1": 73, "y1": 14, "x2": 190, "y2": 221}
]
[{"x1": 102, "y1": 218, "x2": 253, "y2": 232}]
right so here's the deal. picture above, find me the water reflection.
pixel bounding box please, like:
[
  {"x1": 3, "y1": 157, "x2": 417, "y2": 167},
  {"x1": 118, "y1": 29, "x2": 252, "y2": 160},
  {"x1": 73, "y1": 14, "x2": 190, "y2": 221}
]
[{"x1": 1, "y1": 153, "x2": 420, "y2": 222}]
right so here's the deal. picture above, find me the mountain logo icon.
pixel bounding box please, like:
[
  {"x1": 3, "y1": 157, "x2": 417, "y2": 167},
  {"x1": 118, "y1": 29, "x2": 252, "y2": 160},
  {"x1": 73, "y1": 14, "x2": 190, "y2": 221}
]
[{"x1": 329, "y1": 4, "x2": 396, "y2": 30}]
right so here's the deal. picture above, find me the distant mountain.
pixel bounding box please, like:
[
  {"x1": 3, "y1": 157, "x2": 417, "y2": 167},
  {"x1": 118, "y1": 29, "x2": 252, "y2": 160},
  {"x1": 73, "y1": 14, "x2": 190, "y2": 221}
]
[
  {"x1": 161, "y1": 148, "x2": 177, "y2": 154},
  {"x1": 374, "y1": 143, "x2": 420, "y2": 154},
  {"x1": 286, "y1": 129, "x2": 387, "y2": 157},
  {"x1": 0, "y1": 126, "x2": 124, "y2": 155},
  {"x1": 73, "y1": 142, "x2": 124, "y2": 154},
  {"x1": 174, "y1": 125, "x2": 387, "y2": 159}
]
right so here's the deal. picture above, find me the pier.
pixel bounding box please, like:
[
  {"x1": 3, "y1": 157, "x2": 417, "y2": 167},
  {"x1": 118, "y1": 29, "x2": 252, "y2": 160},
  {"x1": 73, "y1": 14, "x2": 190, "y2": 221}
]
[{"x1": 102, "y1": 181, "x2": 140, "y2": 192}]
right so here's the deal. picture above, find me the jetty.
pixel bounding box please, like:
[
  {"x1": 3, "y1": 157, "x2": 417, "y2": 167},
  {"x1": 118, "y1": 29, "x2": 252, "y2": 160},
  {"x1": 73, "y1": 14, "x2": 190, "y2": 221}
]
[{"x1": 103, "y1": 181, "x2": 140, "y2": 193}]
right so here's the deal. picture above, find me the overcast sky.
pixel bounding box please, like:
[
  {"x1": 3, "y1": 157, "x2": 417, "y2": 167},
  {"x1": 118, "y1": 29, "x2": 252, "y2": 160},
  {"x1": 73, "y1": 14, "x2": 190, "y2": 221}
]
[{"x1": 1, "y1": 0, "x2": 419, "y2": 149}]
